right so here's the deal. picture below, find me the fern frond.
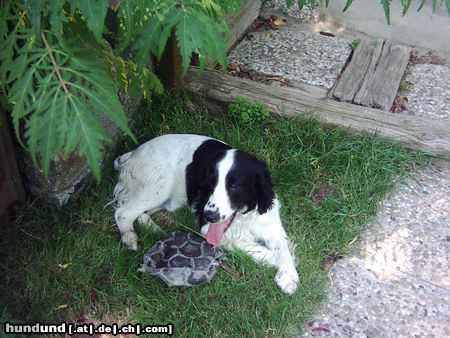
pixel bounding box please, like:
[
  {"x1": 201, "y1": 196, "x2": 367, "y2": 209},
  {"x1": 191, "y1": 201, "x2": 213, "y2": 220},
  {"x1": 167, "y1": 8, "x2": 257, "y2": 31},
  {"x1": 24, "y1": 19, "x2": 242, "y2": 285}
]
[{"x1": 2, "y1": 23, "x2": 133, "y2": 180}]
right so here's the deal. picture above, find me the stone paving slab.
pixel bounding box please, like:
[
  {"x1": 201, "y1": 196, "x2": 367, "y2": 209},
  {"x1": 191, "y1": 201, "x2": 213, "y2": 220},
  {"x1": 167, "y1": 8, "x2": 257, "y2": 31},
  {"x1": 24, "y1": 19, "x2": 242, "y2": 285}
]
[
  {"x1": 228, "y1": 26, "x2": 352, "y2": 89},
  {"x1": 399, "y1": 63, "x2": 450, "y2": 121},
  {"x1": 301, "y1": 163, "x2": 450, "y2": 338}
]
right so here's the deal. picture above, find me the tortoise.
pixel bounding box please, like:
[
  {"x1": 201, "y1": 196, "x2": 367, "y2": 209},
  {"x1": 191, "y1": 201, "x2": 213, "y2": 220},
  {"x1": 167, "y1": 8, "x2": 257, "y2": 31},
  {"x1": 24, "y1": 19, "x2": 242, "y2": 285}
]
[{"x1": 139, "y1": 230, "x2": 224, "y2": 287}]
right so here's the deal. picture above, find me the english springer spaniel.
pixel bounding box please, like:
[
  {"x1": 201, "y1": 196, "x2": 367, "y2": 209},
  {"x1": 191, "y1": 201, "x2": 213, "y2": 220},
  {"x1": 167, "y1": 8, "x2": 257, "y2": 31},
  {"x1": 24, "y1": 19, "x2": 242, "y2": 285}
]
[{"x1": 113, "y1": 134, "x2": 299, "y2": 294}]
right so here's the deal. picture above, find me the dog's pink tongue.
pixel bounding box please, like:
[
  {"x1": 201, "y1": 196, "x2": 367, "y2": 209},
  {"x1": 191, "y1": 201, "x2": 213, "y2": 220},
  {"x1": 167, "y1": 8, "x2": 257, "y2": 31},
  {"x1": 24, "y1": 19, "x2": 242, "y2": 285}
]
[{"x1": 205, "y1": 221, "x2": 229, "y2": 246}]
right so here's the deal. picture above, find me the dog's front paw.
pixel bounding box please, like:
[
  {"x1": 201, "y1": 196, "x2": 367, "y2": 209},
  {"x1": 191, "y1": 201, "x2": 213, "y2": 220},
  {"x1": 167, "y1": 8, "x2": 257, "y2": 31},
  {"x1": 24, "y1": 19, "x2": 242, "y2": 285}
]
[
  {"x1": 274, "y1": 268, "x2": 299, "y2": 295},
  {"x1": 122, "y1": 231, "x2": 138, "y2": 251}
]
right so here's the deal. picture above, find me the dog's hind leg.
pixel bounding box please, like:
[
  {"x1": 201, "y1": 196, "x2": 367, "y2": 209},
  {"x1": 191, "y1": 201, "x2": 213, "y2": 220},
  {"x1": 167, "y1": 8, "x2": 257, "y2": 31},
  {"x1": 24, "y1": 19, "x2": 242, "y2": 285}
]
[
  {"x1": 136, "y1": 209, "x2": 161, "y2": 230},
  {"x1": 115, "y1": 201, "x2": 162, "y2": 251}
]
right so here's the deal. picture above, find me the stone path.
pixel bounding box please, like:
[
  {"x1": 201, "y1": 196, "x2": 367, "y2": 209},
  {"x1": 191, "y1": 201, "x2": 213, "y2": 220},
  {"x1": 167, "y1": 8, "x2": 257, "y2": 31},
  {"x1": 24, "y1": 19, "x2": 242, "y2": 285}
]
[
  {"x1": 302, "y1": 162, "x2": 450, "y2": 337},
  {"x1": 228, "y1": 2, "x2": 450, "y2": 337}
]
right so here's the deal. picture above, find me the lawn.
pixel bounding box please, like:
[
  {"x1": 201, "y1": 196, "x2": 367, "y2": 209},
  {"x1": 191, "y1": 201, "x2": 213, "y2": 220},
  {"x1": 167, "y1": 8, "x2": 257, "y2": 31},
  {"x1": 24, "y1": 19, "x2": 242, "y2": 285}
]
[{"x1": 0, "y1": 94, "x2": 424, "y2": 337}]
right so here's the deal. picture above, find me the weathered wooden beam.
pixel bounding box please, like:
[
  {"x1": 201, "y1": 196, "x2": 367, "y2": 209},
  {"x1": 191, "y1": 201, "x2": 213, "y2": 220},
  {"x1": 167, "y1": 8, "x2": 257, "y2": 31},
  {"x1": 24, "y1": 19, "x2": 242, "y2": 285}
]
[{"x1": 184, "y1": 68, "x2": 450, "y2": 158}]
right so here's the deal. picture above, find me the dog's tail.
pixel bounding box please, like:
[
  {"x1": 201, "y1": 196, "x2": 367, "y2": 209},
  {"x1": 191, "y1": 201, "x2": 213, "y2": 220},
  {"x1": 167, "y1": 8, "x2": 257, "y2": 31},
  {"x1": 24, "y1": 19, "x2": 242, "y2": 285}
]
[
  {"x1": 114, "y1": 152, "x2": 132, "y2": 170},
  {"x1": 107, "y1": 152, "x2": 133, "y2": 209}
]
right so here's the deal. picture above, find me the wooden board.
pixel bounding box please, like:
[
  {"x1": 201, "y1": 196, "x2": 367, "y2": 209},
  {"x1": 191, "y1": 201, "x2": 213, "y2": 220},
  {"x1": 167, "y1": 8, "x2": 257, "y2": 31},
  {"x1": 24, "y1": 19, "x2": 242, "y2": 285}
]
[
  {"x1": 227, "y1": 0, "x2": 262, "y2": 51},
  {"x1": 332, "y1": 39, "x2": 411, "y2": 111},
  {"x1": 332, "y1": 39, "x2": 382, "y2": 103},
  {"x1": 184, "y1": 68, "x2": 450, "y2": 159}
]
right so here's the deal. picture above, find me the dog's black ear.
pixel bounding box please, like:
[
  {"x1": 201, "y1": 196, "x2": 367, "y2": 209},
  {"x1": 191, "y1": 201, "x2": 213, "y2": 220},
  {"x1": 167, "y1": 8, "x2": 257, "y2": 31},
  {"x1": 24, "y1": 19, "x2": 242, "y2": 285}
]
[{"x1": 254, "y1": 160, "x2": 275, "y2": 214}]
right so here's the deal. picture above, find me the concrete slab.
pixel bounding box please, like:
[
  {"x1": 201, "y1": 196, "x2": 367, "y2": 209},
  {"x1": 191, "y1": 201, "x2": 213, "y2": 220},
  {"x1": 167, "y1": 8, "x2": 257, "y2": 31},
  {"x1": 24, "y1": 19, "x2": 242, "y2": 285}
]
[
  {"x1": 320, "y1": 0, "x2": 450, "y2": 55},
  {"x1": 399, "y1": 63, "x2": 450, "y2": 121},
  {"x1": 228, "y1": 26, "x2": 352, "y2": 89}
]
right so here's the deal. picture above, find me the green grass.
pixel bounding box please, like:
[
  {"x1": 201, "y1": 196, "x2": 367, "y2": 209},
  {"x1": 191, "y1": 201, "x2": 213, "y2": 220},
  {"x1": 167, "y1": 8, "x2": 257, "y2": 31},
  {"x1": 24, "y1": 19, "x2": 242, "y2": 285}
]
[{"x1": 0, "y1": 94, "x2": 424, "y2": 337}]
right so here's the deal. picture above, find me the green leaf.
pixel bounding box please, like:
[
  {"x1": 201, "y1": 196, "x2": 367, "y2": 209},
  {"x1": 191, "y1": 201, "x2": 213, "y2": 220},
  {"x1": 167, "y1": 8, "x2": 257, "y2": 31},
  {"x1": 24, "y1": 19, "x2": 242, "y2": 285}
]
[
  {"x1": 381, "y1": 0, "x2": 391, "y2": 25},
  {"x1": 68, "y1": 56, "x2": 134, "y2": 140},
  {"x1": 79, "y1": 0, "x2": 109, "y2": 41},
  {"x1": 175, "y1": 7, "x2": 228, "y2": 73},
  {"x1": 175, "y1": 11, "x2": 195, "y2": 73},
  {"x1": 417, "y1": 0, "x2": 427, "y2": 12},
  {"x1": 10, "y1": 67, "x2": 35, "y2": 146},
  {"x1": 29, "y1": 0, "x2": 43, "y2": 39},
  {"x1": 157, "y1": 7, "x2": 182, "y2": 59},
  {"x1": 133, "y1": 15, "x2": 163, "y2": 68},
  {"x1": 67, "y1": 95, "x2": 105, "y2": 181},
  {"x1": 49, "y1": 0, "x2": 69, "y2": 35},
  {"x1": 116, "y1": 0, "x2": 134, "y2": 51},
  {"x1": 446, "y1": 0, "x2": 450, "y2": 16},
  {"x1": 401, "y1": 0, "x2": 412, "y2": 16},
  {"x1": 343, "y1": 0, "x2": 353, "y2": 12}
]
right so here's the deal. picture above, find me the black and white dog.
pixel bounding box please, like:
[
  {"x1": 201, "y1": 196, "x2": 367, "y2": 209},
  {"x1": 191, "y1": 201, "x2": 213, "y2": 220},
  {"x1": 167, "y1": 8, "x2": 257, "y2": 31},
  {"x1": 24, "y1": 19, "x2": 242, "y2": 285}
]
[{"x1": 113, "y1": 134, "x2": 299, "y2": 294}]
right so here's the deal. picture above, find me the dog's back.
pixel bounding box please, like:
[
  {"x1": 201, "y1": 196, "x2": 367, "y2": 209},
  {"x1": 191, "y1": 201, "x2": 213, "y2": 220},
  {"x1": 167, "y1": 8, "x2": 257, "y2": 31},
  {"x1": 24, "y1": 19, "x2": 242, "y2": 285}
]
[{"x1": 113, "y1": 134, "x2": 211, "y2": 208}]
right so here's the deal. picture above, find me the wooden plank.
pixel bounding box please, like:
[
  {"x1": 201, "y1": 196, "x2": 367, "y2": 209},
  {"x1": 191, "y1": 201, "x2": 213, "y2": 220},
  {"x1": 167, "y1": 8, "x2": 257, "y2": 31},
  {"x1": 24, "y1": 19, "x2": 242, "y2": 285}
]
[
  {"x1": 332, "y1": 39, "x2": 410, "y2": 111},
  {"x1": 0, "y1": 108, "x2": 26, "y2": 231},
  {"x1": 353, "y1": 41, "x2": 410, "y2": 110},
  {"x1": 332, "y1": 39, "x2": 381, "y2": 102},
  {"x1": 226, "y1": 0, "x2": 262, "y2": 52},
  {"x1": 184, "y1": 68, "x2": 450, "y2": 158}
]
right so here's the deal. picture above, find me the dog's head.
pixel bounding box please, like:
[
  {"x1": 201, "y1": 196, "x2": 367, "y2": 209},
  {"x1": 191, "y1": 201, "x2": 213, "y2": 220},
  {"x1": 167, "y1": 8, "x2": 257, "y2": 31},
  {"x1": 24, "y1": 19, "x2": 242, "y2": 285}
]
[{"x1": 200, "y1": 148, "x2": 275, "y2": 245}]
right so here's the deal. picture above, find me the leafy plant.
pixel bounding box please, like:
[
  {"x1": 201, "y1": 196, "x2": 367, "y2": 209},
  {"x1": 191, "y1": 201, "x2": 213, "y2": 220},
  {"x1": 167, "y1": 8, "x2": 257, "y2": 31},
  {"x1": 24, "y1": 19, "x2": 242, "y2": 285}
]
[
  {"x1": 228, "y1": 96, "x2": 270, "y2": 125},
  {"x1": 0, "y1": 0, "x2": 243, "y2": 180}
]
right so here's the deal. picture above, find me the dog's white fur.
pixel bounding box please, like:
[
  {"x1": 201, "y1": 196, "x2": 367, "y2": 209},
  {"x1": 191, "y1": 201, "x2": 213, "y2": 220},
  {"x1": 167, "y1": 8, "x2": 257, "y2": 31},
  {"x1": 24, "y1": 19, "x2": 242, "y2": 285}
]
[{"x1": 113, "y1": 134, "x2": 299, "y2": 294}]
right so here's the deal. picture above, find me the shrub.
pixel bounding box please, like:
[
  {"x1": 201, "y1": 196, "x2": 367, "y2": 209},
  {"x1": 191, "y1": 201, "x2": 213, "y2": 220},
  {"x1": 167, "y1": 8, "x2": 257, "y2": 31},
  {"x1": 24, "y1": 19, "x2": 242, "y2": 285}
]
[{"x1": 228, "y1": 96, "x2": 270, "y2": 124}]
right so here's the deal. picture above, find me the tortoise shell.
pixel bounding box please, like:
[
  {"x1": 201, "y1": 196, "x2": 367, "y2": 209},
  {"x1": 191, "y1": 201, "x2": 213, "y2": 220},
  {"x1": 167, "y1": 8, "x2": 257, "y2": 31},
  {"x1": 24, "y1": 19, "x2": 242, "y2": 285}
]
[{"x1": 139, "y1": 230, "x2": 223, "y2": 287}]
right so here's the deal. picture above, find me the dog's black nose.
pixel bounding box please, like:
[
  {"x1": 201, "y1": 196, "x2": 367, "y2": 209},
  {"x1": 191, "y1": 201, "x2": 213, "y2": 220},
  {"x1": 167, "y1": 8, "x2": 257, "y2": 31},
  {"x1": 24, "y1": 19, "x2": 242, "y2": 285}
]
[{"x1": 203, "y1": 210, "x2": 220, "y2": 223}]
